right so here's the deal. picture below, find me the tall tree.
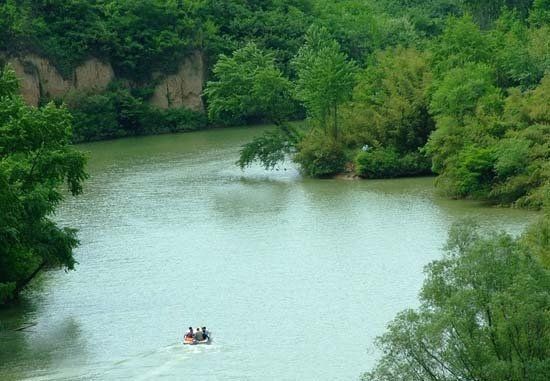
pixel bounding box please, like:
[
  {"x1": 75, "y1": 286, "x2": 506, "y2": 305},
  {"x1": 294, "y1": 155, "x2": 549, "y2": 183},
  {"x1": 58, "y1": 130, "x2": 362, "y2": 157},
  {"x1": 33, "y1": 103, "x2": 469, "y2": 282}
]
[
  {"x1": 292, "y1": 24, "x2": 357, "y2": 140},
  {"x1": 344, "y1": 47, "x2": 433, "y2": 153}
]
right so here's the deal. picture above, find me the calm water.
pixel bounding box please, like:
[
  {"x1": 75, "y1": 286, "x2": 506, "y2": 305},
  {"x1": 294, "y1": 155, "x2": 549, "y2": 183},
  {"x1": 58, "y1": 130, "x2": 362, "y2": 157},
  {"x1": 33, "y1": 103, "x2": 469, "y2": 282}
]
[{"x1": 0, "y1": 127, "x2": 537, "y2": 381}]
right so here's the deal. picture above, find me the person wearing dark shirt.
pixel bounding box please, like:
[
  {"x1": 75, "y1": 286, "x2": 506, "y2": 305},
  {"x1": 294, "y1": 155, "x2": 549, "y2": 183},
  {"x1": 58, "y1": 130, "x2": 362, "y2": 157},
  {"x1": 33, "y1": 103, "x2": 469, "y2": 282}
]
[{"x1": 195, "y1": 327, "x2": 204, "y2": 341}]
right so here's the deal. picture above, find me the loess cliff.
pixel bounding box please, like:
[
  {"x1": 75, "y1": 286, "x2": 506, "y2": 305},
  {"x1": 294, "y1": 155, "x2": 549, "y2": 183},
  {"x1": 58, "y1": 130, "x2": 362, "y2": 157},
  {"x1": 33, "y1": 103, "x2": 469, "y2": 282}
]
[{"x1": 3, "y1": 51, "x2": 205, "y2": 112}]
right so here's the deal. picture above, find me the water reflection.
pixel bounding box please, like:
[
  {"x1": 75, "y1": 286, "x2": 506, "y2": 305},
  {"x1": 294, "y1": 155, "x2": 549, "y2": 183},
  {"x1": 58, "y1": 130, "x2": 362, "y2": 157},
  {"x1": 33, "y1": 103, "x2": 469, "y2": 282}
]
[
  {"x1": 0, "y1": 310, "x2": 87, "y2": 381},
  {"x1": 210, "y1": 179, "x2": 293, "y2": 220}
]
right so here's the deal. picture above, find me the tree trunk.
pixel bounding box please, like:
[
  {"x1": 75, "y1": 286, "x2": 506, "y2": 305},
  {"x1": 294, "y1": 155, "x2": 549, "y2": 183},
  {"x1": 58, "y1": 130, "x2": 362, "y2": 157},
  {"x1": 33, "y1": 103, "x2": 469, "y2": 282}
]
[
  {"x1": 333, "y1": 104, "x2": 338, "y2": 141},
  {"x1": 13, "y1": 260, "x2": 47, "y2": 298}
]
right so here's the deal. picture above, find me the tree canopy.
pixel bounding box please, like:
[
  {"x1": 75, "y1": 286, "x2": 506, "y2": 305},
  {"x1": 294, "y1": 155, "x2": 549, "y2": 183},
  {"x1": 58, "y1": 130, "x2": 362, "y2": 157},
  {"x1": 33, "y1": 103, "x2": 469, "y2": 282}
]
[
  {"x1": 204, "y1": 42, "x2": 295, "y2": 126},
  {"x1": 293, "y1": 25, "x2": 357, "y2": 140},
  {"x1": 0, "y1": 66, "x2": 87, "y2": 304}
]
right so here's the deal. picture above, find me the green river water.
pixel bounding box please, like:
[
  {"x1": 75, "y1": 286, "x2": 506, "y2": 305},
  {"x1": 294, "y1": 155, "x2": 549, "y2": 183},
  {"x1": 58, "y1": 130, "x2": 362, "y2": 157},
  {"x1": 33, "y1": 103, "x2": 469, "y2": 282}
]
[{"x1": 0, "y1": 127, "x2": 537, "y2": 380}]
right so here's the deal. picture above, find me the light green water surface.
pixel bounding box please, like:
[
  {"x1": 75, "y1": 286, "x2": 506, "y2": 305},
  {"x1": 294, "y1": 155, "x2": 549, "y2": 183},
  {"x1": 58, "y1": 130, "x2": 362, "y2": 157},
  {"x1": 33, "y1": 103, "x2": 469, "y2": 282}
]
[{"x1": 0, "y1": 127, "x2": 537, "y2": 381}]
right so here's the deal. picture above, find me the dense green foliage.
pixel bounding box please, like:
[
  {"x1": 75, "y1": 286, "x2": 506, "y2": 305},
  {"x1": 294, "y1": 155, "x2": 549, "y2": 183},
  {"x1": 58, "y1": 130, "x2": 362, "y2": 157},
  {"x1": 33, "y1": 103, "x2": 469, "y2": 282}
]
[
  {"x1": 292, "y1": 25, "x2": 357, "y2": 140},
  {"x1": 345, "y1": 47, "x2": 433, "y2": 152},
  {"x1": 344, "y1": 47, "x2": 434, "y2": 178},
  {"x1": 355, "y1": 148, "x2": 431, "y2": 178},
  {"x1": 364, "y1": 212, "x2": 550, "y2": 381},
  {"x1": 293, "y1": 131, "x2": 348, "y2": 177},
  {"x1": 426, "y1": 36, "x2": 550, "y2": 207},
  {"x1": 204, "y1": 43, "x2": 295, "y2": 126},
  {"x1": 65, "y1": 85, "x2": 207, "y2": 142},
  {"x1": 0, "y1": 0, "x2": 315, "y2": 81},
  {"x1": 423, "y1": 12, "x2": 549, "y2": 205},
  {"x1": 0, "y1": 66, "x2": 86, "y2": 304},
  {"x1": 0, "y1": 0, "x2": 202, "y2": 79}
]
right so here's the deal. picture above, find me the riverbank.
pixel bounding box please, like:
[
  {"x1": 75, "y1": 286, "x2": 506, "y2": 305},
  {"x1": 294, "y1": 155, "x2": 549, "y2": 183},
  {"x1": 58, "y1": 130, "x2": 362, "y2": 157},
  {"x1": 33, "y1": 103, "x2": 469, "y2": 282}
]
[{"x1": 72, "y1": 122, "x2": 542, "y2": 211}]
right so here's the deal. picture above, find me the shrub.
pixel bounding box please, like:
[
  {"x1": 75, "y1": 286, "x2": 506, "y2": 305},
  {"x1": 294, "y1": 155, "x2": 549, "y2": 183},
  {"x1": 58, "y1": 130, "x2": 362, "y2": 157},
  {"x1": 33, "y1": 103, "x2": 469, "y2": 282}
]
[
  {"x1": 399, "y1": 151, "x2": 433, "y2": 176},
  {"x1": 444, "y1": 145, "x2": 496, "y2": 198},
  {"x1": 147, "y1": 108, "x2": 208, "y2": 134},
  {"x1": 294, "y1": 133, "x2": 347, "y2": 177},
  {"x1": 355, "y1": 147, "x2": 401, "y2": 178},
  {"x1": 67, "y1": 87, "x2": 207, "y2": 142},
  {"x1": 68, "y1": 92, "x2": 122, "y2": 142},
  {"x1": 355, "y1": 148, "x2": 431, "y2": 178}
]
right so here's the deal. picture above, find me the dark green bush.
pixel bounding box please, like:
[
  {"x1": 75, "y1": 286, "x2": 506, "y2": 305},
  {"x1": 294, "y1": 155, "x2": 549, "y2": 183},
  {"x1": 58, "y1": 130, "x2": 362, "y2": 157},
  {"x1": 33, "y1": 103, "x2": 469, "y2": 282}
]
[
  {"x1": 441, "y1": 145, "x2": 497, "y2": 198},
  {"x1": 355, "y1": 147, "x2": 400, "y2": 178},
  {"x1": 149, "y1": 108, "x2": 208, "y2": 134},
  {"x1": 355, "y1": 148, "x2": 431, "y2": 178},
  {"x1": 68, "y1": 92, "x2": 122, "y2": 142},
  {"x1": 294, "y1": 134, "x2": 347, "y2": 177},
  {"x1": 399, "y1": 151, "x2": 433, "y2": 176},
  {"x1": 68, "y1": 86, "x2": 207, "y2": 142}
]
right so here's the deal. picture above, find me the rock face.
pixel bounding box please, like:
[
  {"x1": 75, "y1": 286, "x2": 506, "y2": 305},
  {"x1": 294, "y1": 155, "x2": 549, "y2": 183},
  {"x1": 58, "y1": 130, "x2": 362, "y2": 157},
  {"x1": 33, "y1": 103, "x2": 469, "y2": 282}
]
[
  {"x1": 149, "y1": 51, "x2": 205, "y2": 112},
  {"x1": 73, "y1": 58, "x2": 115, "y2": 92},
  {"x1": 7, "y1": 55, "x2": 114, "y2": 106},
  {"x1": 5, "y1": 52, "x2": 205, "y2": 112},
  {"x1": 7, "y1": 57, "x2": 41, "y2": 106}
]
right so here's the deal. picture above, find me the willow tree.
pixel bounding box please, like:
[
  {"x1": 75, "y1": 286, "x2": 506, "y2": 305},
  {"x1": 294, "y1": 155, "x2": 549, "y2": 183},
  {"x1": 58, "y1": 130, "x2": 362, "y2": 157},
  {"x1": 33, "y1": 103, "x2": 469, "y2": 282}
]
[{"x1": 0, "y1": 66, "x2": 87, "y2": 304}]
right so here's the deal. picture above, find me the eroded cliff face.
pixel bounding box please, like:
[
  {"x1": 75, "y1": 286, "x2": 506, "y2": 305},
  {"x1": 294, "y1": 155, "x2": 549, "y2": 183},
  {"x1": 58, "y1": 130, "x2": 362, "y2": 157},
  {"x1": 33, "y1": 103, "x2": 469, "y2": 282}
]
[
  {"x1": 149, "y1": 51, "x2": 205, "y2": 112},
  {"x1": 73, "y1": 58, "x2": 116, "y2": 93},
  {"x1": 7, "y1": 57, "x2": 42, "y2": 106},
  {"x1": 7, "y1": 55, "x2": 114, "y2": 105},
  {"x1": 5, "y1": 52, "x2": 205, "y2": 112}
]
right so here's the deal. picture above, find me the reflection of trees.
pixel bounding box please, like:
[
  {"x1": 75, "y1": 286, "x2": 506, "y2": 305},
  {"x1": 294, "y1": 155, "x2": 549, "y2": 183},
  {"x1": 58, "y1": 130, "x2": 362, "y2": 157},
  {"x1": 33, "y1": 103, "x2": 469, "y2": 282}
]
[
  {"x1": 299, "y1": 177, "x2": 434, "y2": 208},
  {"x1": 432, "y1": 190, "x2": 537, "y2": 233},
  {"x1": 0, "y1": 306, "x2": 87, "y2": 381},
  {"x1": 210, "y1": 178, "x2": 293, "y2": 221}
]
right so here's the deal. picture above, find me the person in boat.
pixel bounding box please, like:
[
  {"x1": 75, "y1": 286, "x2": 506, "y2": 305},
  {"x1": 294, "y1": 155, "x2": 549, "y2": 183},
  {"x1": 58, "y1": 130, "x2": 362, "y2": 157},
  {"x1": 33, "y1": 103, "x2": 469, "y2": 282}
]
[
  {"x1": 202, "y1": 326, "x2": 209, "y2": 340},
  {"x1": 185, "y1": 327, "x2": 194, "y2": 339},
  {"x1": 194, "y1": 327, "x2": 204, "y2": 341}
]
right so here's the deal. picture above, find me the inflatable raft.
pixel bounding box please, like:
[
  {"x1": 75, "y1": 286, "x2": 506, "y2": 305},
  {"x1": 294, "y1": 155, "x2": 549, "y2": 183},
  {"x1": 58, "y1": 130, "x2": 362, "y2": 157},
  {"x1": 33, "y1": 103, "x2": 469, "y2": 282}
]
[{"x1": 184, "y1": 335, "x2": 211, "y2": 345}]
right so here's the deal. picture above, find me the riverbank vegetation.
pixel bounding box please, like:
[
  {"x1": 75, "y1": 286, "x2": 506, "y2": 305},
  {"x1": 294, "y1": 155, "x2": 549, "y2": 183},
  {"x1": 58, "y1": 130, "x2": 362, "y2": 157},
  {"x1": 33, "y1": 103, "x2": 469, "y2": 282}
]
[
  {"x1": 205, "y1": 1, "x2": 549, "y2": 209},
  {"x1": 1, "y1": 0, "x2": 548, "y2": 207},
  {"x1": 363, "y1": 206, "x2": 550, "y2": 381},
  {"x1": 0, "y1": 66, "x2": 87, "y2": 304},
  {"x1": 65, "y1": 84, "x2": 207, "y2": 142}
]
